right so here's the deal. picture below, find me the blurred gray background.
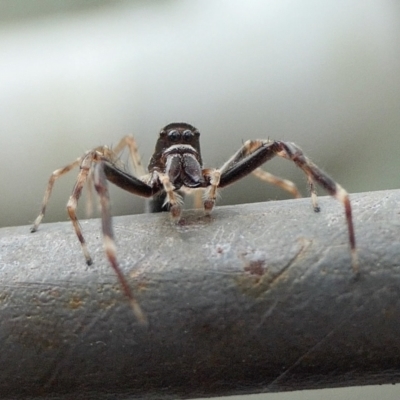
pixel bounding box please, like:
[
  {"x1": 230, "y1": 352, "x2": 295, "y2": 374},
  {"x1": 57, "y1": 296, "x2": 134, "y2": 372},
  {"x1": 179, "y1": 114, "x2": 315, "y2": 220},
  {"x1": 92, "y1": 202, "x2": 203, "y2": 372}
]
[{"x1": 0, "y1": 1, "x2": 399, "y2": 399}]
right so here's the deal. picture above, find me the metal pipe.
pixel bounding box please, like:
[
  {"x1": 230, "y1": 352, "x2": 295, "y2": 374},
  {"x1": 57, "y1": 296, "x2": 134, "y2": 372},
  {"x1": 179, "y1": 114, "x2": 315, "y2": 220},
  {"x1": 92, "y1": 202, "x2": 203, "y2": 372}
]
[{"x1": 1, "y1": 189, "x2": 400, "y2": 399}]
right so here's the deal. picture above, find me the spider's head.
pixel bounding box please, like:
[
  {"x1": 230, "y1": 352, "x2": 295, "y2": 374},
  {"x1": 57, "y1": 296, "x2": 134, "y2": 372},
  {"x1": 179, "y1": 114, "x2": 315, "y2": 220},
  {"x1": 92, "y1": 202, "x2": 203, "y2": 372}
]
[{"x1": 148, "y1": 122, "x2": 202, "y2": 171}]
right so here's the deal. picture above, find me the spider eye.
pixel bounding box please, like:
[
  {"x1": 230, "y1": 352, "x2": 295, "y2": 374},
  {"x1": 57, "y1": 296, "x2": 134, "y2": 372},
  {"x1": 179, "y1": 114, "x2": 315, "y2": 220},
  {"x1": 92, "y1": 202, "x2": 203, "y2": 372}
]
[
  {"x1": 182, "y1": 130, "x2": 194, "y2": 141},
  {"x1": 168, "y1": 130, "x2": 180, "y2": 141}
]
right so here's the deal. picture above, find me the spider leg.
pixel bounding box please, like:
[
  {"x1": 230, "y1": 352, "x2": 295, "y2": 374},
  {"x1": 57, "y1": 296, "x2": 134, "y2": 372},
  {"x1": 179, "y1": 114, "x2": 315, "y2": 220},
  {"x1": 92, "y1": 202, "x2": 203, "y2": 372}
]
[
  {"x1": 112, "y1": 135, "x2": 170, "y2": 214},
  {"x1": 200, "y1": 141, "x2": 278, "y2": 215},
  {"x1": 193, "y1": 189, "x2": 205, "y2": 209},
  {"x1": 273, "y1": 140, "x2": 357, "y2": 271},
  {"x1": 217, "y1": 139, "x2": 358, "y2": 273},
  {"x1": 85, "y1": 171, "x2": 95, "y2": 216},
  {"x1": 216, "y1": 142, "x2": 301, "y2": 198},
  {"x1": 202, "y1": 169, "x2": 221, "y2": 214},
  {"x1": 252, "y1": 168, "x2": 302, "y2": 199},
  {"x1": 31, "y1": 142, "x2": 156, "y2": 323},
  {"x1": 31, "y1": 145, "x2": 121, "y2": 231},
  {"x1": 146, "y1": 189, "x2": 188, "y2": 213},
  {"x1": 65, "y1": 152, "x2": 98, "y2": 265},
  {"x1": 104, "y1": 162, "x2": 183, "y2": 220},
  {"x1": 31, "y1": 157, "x2": 82, "y2": 232},
  {"x1": 178, "y1": 187, "x2": 204, "y2": 209},
  {"x1": 103, "y1": 161, "x2": 188, "y2": 219},
  {"x1": 112, "y1": 135, "x2": 146, "y2": 177},
  {"x1": 199, "y1": 140, "x2": 272, "y2": 215},
  {"x1": 156, "y1": 172, "x2": 184, "y2": 220},
  {"x1": 307, "y1": 174, "x2": 320, "y2": 212},
  {"x1": 218, "y1": 140, "x2": 278, "y2": 187},
  {"x1": 93, "y1": 161, "x2": 147, "y2": 324},
  {"x1": 102, "y1": 162, "x2": 157, "y2": 197}
]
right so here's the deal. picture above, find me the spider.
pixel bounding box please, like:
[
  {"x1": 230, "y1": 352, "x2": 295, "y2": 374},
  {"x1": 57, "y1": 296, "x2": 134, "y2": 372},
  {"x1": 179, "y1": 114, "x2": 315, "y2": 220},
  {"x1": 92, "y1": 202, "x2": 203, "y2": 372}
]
[{"x1": 31, "y1": 122, "x2": 358, "y2": 323}]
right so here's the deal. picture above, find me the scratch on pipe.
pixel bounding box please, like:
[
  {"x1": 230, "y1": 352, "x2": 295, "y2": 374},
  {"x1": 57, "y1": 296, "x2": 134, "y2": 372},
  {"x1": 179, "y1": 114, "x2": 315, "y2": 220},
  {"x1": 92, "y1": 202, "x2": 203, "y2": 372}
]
[
  {"x1": 266, "y1": 309, "x2": 356, "y2": 390},
  {"x1": 267, "y1": 237, "x2": 312, "y2": 288},
  {"x1": 265, "y1": 283, "x2": 390, "y2": 390},
  {"x1": 236, "y1": 238, "x2": 311, "y2": 299}
]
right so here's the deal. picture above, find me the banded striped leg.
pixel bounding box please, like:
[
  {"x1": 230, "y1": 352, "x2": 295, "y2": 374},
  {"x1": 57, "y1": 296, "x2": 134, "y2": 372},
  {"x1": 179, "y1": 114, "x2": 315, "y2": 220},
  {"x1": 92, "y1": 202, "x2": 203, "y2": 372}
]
[
  {"x1": 216, "y1": 139, "x2": 358, "y2": 273},
  {"x1": 84, "y1": 138, "x2": 145, "y2": 216},
  {"x1": 31, "y1": 145, "x2": 119, "y2": 231},
  {"x1": 252, "y1": 168, "x2": 302, "y2": 199},
  {"x1": 203, "y1": 169, "x2": 221, "y2": 214},
  {"x1": 192, "y1": 188, "x2": 205, "y2": 209},
  {"x1": 65, "y1": 151, "x2": 99, "y2": 265},
  {"x1": 274, "y1": 141, "x2": 358, "y2": 273},
  {"x1": 112, "y1": 135, "x2": 162, "y2": 214},
  {"x1": 85, "y1": 172, "x2": 95, "y2": 216},
  {"x1": 157, "y1": 172, "x2": 184, "y2": 220},
  {"x1": 93, "y1": 162, "x2": 146, "y2": 324},
  {"x1": 200, "y1": 140, "x2": 292, "y2": 215},
  {"x1": 112, "y1": 135, "x2": 146, "y2": 177},
  {"x1": 31, "y1": 157, "x2": 82, "y2": 232},
  {"x1": 185, "y1": 169, "x2": 301, "y2": 211},
  {"x1": 307, "y1": 175, "x2": 320, "y2": 212}
]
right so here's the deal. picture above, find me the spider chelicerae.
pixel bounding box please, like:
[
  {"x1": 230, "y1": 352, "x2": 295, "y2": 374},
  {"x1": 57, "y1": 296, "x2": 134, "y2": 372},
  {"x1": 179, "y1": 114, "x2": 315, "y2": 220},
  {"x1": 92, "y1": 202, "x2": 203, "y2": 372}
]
[{"x1": 31, "y1": 122, "x2": 358, "y2": 322}]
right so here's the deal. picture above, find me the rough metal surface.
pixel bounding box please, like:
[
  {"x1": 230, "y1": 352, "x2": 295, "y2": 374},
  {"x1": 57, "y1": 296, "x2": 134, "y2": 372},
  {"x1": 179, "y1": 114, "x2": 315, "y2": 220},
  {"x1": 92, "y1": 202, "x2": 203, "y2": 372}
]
[{"x1": 0, "y1": 190, "x2": 400, "y2": 399}]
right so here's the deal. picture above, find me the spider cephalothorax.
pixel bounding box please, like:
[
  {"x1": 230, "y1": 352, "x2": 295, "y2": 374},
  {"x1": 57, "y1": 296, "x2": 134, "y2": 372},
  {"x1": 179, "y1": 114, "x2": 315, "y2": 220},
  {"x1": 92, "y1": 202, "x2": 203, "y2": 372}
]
[
  {"x1": 31, "y1": 122, "x2": 358, "y2": 322},
  {"x1": 149, "y1": 122, "x2": 202, "y2": 169}
]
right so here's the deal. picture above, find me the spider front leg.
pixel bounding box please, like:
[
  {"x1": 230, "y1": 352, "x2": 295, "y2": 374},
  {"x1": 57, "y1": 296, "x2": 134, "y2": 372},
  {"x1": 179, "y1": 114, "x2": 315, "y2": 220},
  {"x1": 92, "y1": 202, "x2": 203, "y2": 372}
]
[
  {"x1": 183, "y1": 168, "x2": 301, "y2": 212},
  {"x1": 198, "y1": 144, "x2": 301, "y2": 217},
  {"x1": 217, "y1": 139, "x2": 358, "y2": 273}
]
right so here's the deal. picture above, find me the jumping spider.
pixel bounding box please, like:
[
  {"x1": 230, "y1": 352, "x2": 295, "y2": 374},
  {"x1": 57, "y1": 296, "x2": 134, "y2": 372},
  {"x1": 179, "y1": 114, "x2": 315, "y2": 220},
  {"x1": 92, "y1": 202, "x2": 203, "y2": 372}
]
[{"x1": 31, "y1": 122, "x2": 358, "y2": 322}]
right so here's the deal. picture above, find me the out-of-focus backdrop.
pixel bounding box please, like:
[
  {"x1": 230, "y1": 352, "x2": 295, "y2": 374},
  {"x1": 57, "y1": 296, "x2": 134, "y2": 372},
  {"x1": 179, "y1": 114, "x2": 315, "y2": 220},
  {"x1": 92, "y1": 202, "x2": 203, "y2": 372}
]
[
  {"x1": 1, "y1": 0, "x2": 399, "y2": 230},
  {"x1": 0, "y1": 1, "x2": 399, "y2": 398}
]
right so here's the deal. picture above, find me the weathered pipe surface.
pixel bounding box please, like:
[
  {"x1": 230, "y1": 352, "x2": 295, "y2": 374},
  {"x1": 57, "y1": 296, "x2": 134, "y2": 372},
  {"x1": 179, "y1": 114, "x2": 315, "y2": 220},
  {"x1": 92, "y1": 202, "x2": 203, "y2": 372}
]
[{"x1": 1, "y1": 190, "x2": 400, "y2": 400}]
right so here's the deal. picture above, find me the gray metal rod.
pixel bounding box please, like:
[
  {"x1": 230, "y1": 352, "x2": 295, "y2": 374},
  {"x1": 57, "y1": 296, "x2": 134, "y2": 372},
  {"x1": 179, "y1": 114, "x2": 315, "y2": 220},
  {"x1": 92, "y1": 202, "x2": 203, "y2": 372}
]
[{"x1": 1, "y1": 189, "x2": 400, "y2": 400}]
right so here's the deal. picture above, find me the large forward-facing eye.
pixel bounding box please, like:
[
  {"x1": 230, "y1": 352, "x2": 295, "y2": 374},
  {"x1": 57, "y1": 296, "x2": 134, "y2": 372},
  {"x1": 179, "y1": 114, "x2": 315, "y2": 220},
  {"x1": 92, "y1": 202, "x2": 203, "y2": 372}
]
[
  {"x1": 182, "y1": 130, "x2": 194, "y2": 141},
  {"x1": 168, "y1": 130, "x2": 180, "y2": 141}
]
